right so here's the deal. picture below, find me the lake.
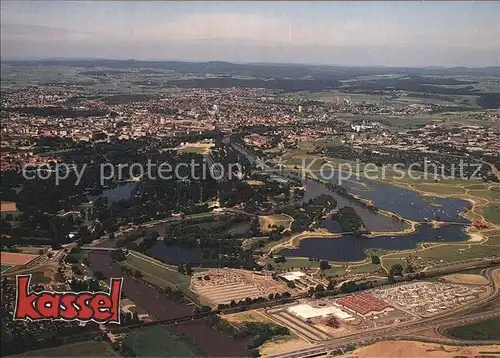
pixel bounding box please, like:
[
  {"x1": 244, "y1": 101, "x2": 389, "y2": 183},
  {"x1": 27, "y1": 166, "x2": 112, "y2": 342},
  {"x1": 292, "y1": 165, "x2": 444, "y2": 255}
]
[
  {"x1": 316, "y1": 170, "x2": 471, "y2": 223},
  {"x1": 278, "y1": 223, "x2": 469, "y2": 262}
]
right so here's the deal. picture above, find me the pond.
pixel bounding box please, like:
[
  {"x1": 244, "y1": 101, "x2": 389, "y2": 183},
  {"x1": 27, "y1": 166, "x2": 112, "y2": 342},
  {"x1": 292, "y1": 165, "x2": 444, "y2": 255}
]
[{"x1": 87, "y1": 182, "x2": 137, "y2": 205}]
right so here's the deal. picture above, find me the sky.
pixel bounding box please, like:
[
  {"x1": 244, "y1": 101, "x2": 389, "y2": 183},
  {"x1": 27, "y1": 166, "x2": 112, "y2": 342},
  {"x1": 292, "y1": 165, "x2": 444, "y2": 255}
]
[{"x1": 1, "y1": 1, "x2": 499, "y2": 67}]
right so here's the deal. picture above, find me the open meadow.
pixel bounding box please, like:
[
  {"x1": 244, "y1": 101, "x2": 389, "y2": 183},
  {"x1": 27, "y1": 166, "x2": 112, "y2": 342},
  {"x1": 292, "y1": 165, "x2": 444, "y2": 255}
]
[
  {"x1": 117, "y1": 251, "x2": 201, "y2": 301},
  {"x1": 259, "y1": 214, "x2": 294, "y2": 233},
  {"x1": 381, "y1": 243, "x2": 500, "y2": 271}
]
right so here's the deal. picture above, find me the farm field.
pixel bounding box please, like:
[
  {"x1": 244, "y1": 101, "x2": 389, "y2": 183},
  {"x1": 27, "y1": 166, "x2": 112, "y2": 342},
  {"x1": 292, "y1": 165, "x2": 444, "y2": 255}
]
[
  {"x1": 12, "y1": 341, "x2": 118, "y2": 357},
  {"x1": 122, "y1": 326, "x2": 204, "y2": 357}
]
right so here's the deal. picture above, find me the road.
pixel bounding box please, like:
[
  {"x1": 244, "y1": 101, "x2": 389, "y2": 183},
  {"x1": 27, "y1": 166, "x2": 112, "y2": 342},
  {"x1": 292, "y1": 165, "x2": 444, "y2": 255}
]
[{"x1": 265, "y1": 266, "x2": 500, "y2": 358}]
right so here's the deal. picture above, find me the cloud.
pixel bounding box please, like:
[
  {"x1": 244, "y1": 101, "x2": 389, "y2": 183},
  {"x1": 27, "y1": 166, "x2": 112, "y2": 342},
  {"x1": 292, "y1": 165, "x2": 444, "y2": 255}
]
[
  {"x1": 1, "y1": 24, "x2": 94, "y2": 42},
  {"x1": 1, "y1": 11, "x2": 498, "y2": 66}
]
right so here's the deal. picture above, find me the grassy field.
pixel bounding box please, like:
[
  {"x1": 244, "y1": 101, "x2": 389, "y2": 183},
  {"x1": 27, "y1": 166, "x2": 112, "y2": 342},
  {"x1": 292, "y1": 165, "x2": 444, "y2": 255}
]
[
  {"x1": 321, "y1": 265, "x2": 348, "y2": 277},
  {"x1": 122, "y1": 252, "x2": 191, "y2": 286},
  {"x1": 483, "y1": 204, "x2": 500, "y2": 225},
  {"x1": 259, "y1": 214, "x2": 294, "y2": 233},
  {"x1": 176, "y1": 142, "x2": 214, "y2": 154},
  {"x1": 122, "y1": 326, "x2": 204, "y2": 357},
  {"x1": 270, "y1": 257, "x2": 320, "y2": 270},
  {"x1": 120, "y1": 252, "x2": 200, "y2": 303},
  {"x1": 13, "y1": 341, "x2": 118, "y2": 357},
  {"x1": 412, "y1": 183, "x2": 467, "y2": 195},
  {"x1": 486, "y1": 235, "x2": 500, "y2": 246},
  {"x1": 381, "y1": 244, "x2": 500, "y2": 270},
  {"x1": 444, "y1": 318, "x2": 500, "y2": 341},
  {"x1": 1, "y1": 264, "x2": 13, "y2": 272}
]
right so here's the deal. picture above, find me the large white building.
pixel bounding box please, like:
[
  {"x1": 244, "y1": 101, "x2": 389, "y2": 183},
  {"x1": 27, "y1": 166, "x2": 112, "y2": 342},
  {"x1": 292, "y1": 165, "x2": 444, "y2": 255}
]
[{"x1": 288, "y1": 303, "x2": 355, "y2": 322}]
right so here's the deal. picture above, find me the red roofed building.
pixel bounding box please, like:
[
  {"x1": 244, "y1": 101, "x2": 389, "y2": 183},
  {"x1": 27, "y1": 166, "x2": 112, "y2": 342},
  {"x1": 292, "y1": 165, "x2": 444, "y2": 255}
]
[{"x1": 338, "y1": 293, "x2": 393, "y2": 317}]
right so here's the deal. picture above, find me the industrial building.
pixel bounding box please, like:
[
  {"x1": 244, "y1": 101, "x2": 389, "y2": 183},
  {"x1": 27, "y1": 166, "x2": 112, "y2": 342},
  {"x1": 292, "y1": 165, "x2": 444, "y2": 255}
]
[
  {"x1": 288, "y1": 303, "x2": 355, "y2": 322},
  {"x1": 337, "y1": 293, "x2": 394, "y2": 317}
]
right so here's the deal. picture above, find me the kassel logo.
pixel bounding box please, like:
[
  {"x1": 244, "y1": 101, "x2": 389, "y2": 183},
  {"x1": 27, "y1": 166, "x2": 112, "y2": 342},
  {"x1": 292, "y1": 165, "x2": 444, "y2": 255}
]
[{"x1": 14, "y1": 274, "x2": 123, "y2": 323}]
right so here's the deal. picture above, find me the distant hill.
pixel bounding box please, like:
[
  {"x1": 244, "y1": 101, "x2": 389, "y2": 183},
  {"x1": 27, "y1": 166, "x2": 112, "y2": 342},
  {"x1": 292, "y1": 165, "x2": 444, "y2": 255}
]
[{"x1": 2, "y1": 59, "x2": 499, "y2": 79}]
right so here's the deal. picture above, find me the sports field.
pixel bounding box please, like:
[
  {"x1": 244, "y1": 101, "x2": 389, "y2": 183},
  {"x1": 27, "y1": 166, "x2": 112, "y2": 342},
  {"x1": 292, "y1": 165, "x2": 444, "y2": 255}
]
[
  {"x1": 122, "y1": 326, "x2": 204, "y2": 357},
  {"x1": 0, "y1": 201, "x2": 17, "y2": 212},
  {"x1": 1, "y1": 251, "x2": 39, "y2": 265}
]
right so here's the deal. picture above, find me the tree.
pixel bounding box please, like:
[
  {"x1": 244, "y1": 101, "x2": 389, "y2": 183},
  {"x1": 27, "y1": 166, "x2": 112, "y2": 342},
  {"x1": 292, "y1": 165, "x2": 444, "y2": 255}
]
[
  {"x1": 177, "y1": 264, "x2": 185, "y2": 274},
  {"x1": 391, "y1": 264, "x2": 404, "y2": 276},
  {"x1": 185, "y1": 263, "x2": 193, "y2": 276},
  {"x1": 248, "y1": 348, "x2": 261, "y2": 357},
  {"x1": 315, "y1": 284, "x2": 325, "y2": 292},
  {"x1": 133, "y1": 270, "x2": 143, "y2": 278},
  {"x1": 132, "y1": 312, "x2": 140, "y2": 322},
  {"x1": 268, "y1": 293, "x2": 274, "y2": 300},
  {"x1": 319, "y1": 260, "x2": 331, "y2": 270},
  {"x1": 273, "y1": 255, "x2": 286, "y2": 263},
  {"x1": 388, "y1": 272, "x2": 396, "y2": 284},
  {"x1": 287, "y1": 281, "x2": 296, "y2": 289},
  {"x1": 406, "y1": 263, "x2": 415, "y2": 273},
  {"x1": 88, "y1": 278, "x2": 100, "y2": 292},
  {"x1": 200, "y1": 305, "x2": 212, "y2": 313}
]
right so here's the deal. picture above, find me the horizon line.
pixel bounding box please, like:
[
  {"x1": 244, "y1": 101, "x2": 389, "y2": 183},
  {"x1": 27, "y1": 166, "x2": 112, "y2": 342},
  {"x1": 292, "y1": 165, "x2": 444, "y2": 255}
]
[{"x1": 2, "y1": 57, "x2": 499, "y2": 70}]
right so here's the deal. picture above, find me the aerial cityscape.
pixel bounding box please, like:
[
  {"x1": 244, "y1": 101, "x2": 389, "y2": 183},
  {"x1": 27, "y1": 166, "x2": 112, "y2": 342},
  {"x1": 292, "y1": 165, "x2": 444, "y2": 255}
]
[{"x1": 1, "y1": 1, "x2": 499, "y2": 358}]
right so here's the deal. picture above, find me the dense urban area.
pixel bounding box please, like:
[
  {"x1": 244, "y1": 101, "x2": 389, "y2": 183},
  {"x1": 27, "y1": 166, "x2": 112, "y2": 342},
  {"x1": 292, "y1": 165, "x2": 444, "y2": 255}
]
[{"x1": 1, "y1": 59, "x2": 499, "y2": 357}]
